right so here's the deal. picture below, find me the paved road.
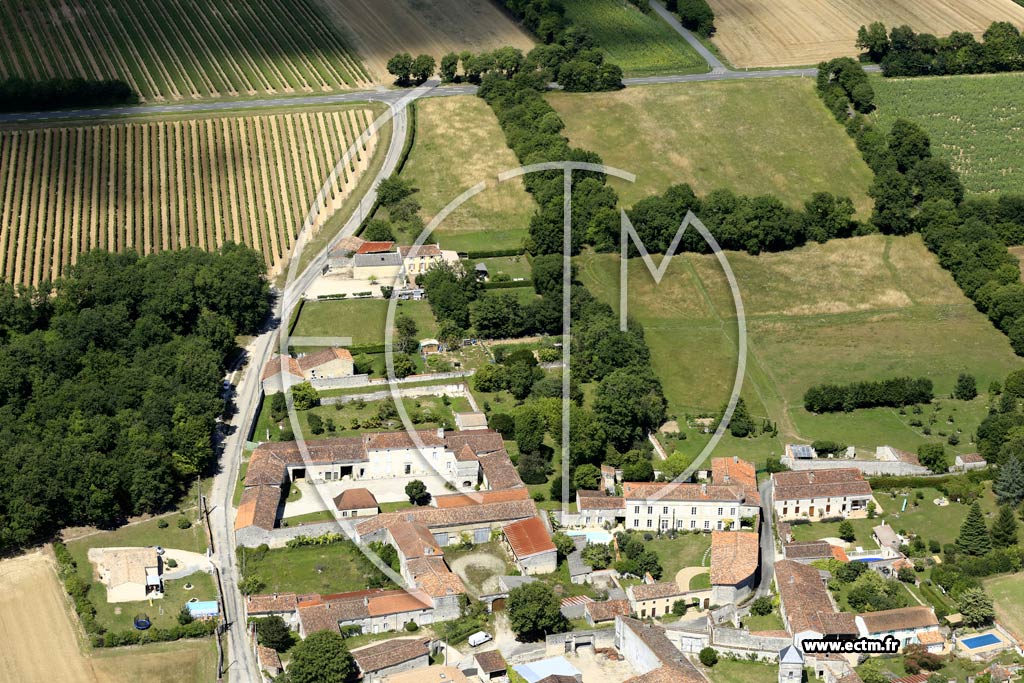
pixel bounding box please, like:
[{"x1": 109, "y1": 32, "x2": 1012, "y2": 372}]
[
  {"x1": 755, "y1": 477, "x2": 777, "y2": 597},
  {"x1": 205, "y1": 81, "x2": 426, "y2": 683}
]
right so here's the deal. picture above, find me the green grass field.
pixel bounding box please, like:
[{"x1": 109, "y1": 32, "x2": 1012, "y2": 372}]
[
  {"x1": 577, "y1": 234, "x2": 1022, "y2": 452},
  {"x1": 706, "y1": 659, "x2": 778, "y2": 683},
  {"x1": 871, "y1": 72, "x2": 1024, "y2": 195},
  {"x1": 291, "y1": 299, "x2": 438, "y2": 347},
  {"x1": 239, "y1": 541, "x2": 393, "y2": 595},
  {"x1": 985, "y1": 573, "x2": 1024, "y2": 640},
  {"x1": 548, "y1": 78, "x2": 874, "y2": 214},
  {"x1": 561, "y1": 0, "x2": 707, "y2": 76},
  {"x1": 401, "y1": 96, "x2": 534, "y2": 253}
]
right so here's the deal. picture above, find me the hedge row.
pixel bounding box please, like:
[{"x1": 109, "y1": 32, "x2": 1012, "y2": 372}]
[
  {"x1": 484, "y1": 280, "x2": 534, "y2": 290},
  {"x1": 464, "y1": 247, "x2": 527, "y2": 259}
]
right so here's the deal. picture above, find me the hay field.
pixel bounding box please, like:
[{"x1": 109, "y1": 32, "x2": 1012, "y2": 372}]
[
  {"x1": 310, "y1": 0, "x2": 534, "y2": 83},
  {"x1": 0, "y1": 0, "x2": 370, "y2": 101},
  {"x1": 871, "y1": 72, "x2": 1024, "y2": 195},
  {"x1": 0, "y1": 106, "x2": 385, "y2": 287},
  {"x1": 547, "y1": 79, "x2": 873, "y2": 216},
  {"x1": 0, "y1": 550, "x2": 216, "y2": 683},
  {"x1": 401, "y1": 96, "x2": 535, "y2": 253},
  {"x1": 577, "y1": 234, "x2": 1022, "y2": 449},
  {"x1": 707, "y1": 0, "x2": 1024, "y2": 68}
]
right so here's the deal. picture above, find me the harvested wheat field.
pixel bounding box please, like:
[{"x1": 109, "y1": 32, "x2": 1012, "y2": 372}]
[
  {"x1": 0, "y1": 106, "x2": 384, "y2": 287},
  {"x1": 709, "y1": 0, "x2": 1024, "y2": 67},
  {"x1": 0, "y1": 0, "x2": 371, "y2": 101},
  {"x1": 0, "y1": 550, "x2": 218, "y2": 683},
  {"x1": 311, "y1": 0, "x2": 534, "y2": 82}
]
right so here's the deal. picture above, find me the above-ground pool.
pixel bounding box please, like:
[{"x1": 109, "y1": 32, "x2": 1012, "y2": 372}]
[
  {"x1": 961, "y1": 633, "x2": 1001, "y2": 649},
  {"x1": 568, "y1": 530, "x2": 613, "y2": 544}
]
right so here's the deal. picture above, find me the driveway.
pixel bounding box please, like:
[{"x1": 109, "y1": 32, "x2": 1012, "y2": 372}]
[
  {"x1": 675, "y1": 566, "x2": 709, "y2": 592},
  {"x1": 162, "y1": 549, "x2": 213, "y2": 580}
]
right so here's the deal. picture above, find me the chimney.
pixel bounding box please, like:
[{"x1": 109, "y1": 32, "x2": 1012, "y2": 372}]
[{"x1": 437, "y1": 427, "x2": 444, "y2": 439}]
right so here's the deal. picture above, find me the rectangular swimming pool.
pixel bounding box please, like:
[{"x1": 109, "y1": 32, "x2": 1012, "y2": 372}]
[
  {"x1": 961, "y1": 633, "x2": 1001, "y2": 649},
  {"x1": 568, "y1": 530, "x2": 613, "y2": 544}
]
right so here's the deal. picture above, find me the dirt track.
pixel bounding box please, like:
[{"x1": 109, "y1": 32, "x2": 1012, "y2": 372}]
[
  {"x1": 310, "y1": 0, "x2": 535, "y2": 82},
  {"x1": 709, "y1": 0, "x2": 1024, "y2": 67}
]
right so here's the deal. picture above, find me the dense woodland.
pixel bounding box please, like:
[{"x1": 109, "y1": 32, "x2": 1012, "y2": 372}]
[
  {"x1": 0, "y1": 244, "x2": 269, "y2": 551},
  {"x1": 858, "y1": 21, "x2": 1024, "y2": 77},
  {"x1": 0, "y1": 77, "x2": 136, "y2": 112}
]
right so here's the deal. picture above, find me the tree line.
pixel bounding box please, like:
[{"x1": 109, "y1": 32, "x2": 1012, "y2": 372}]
[
  {"x1": 803, "y1": 376, "x2": 934, "y2": 413},
  {"x1": 666, "y1": 0, "x2": 716, "y2": 38},
  {"x1": 0, "y1": 77, "x2": 137, "y2": 112},
  {"x1": 817, "y1": 59, "x2": 1024, "y2": 357},
  {"x1": 492, "y1": 0, "x2": 624, "y2": 91},
  {"x1": 0, "y1": 244, "x2": 270, "y2": 551},
  {"x1": 858, "y1": 21, "x2": 1024, "y2": 77}
]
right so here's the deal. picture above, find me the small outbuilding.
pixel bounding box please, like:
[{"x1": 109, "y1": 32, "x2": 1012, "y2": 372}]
[
  {"x1": 334, "y1": 488, "x2": 379, "y2": 518},
  {"x1": 954, "y1": 453, "x2": 987, "y2": 471},
  {"x1": 503, "y1": 517, "x2": 557, "y2": 575}
]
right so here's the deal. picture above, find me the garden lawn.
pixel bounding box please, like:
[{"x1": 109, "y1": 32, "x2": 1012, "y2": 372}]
[
  {"x1": 871, "y1": 72, "x2": 1024, "y2": 195},
  {"x1": 577, "y1": 234, "x2": 1022, "y2": 453},
  {"x1": 743, "y1": 612, "x2": 786, "y2": 632},
  {"x1": 401, "y1": 96, "x2": 534, "y2": 253},
  {"x1": 548, "y1": 78, "x2": 873, "y2": 214},
  {"x1": 291, "y1": 299, "x2": 438, "y2": 348},
  {"x1": 561, "y1": 0, "x2": 708, "y2": 76},
  {"x1": 238, "y1": 541, "x2": 392, "y2": 595},
  {"x1": 645, "y1": 532, "x2": 712, "y2": 578},
  {"x1": 984, "y1": 573, "x2": 1024, "y2": 640},
  {"x1": 706, "y1": 658, "x2": 779, "y2": 683}
]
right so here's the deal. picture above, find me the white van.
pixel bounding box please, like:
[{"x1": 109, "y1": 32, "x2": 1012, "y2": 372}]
[{"x1": 467, "y1": 631, "x2": 492, "y2": 647}]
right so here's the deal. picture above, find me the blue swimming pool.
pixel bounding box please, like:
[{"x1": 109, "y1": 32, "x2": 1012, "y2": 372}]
[
  {"x1": 568, "y1": 530, "x2": 613, "y2": 544},
  {"x1": 853, "y1": 557, "x2": 882, "y2": 563},
  {"x1": 962, "y1": 633, "x2": 1001, "y2": 649}
]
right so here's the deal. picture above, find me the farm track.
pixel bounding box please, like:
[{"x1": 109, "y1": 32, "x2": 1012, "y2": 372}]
[
  {"x1": 0, "y1": 110, "x2": 380, "y2": 287},
  {"x1": 0, "y1": 0, "x2": 370, "y2": 102}
]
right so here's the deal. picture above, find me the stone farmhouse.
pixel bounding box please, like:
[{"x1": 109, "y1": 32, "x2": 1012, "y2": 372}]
[
  {"x1": 774, "y1": 559, "x2": 857, "y2": 652},
  {"x1": 854, "y1": 606, "x2": 942, "y2": 650},
  {"x1": 261, "y1": 347, "x2": 354, "y2": 392},
  {"x1": 325, "y1": 238, "x2": 459, "y2": 295},
  {"x1": 771, "y1": 469, "x2": 873, "y2": 521},
  {"x1": 502, "y1": 516, "x2": 558, "y2": 575}
]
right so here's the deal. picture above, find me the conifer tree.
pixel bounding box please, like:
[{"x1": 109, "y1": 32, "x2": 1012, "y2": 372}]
[
  {"x1": 956, "y1": 501, "x2": 992, "y2": 556},
  {"x1": 991, "y1": 505, "x2": 1019, "y2": 548},
  {"x1": 995, "y1": 456, "x2": 1024, "y2": 506}
]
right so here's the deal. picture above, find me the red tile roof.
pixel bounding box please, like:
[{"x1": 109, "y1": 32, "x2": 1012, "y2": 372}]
[
  {"x1": 772, "y1": 469, "x2": 872, "y2": 501},
  {"x1": 389, "y1": 520, "x2": 441, "y2": 560},
  {"x1": 503, "y1": 516, "x2": 555, "y2": 559},
  {"x1": 710, "y1": 531, "x2": 759, "y2": 586},
  {"x1": 356, "y1": 241, "x2": 395, "y2": 254},
  {"x1": 433, "y1": 488, "x2": 530, "y2": 508},
  {"x1": 857, "y1": 606, "x2": 938, "y2": 634},
  {"x1": 577, "y1": 490, "x2": 626, "y2": 510},
  {"x1": 444, "y1": 430, "x2": 505, "y2": 456},
  {"x1": 618, "y1": 618, "x2": 707, "y2": 683},
  {"x1": 257, "y1": 645, "x2": 282, "y2": 670},
  {"x1": 479, "y1": 450, "x2": 524, "y2": 490},
  {"x1": 623, "y1": 481, "x2": 745, "y2": 502},
  {"x1": 261, "y1": 354, "x2": 302, "y2": 381},
  {"x1": 246, "y1": 593, "x2": 299, "y2": 615},
  {"x1": 406, "y1": 556, "x2": 466, "y2": 597},
  {"x1": 959, "y1": 452, "x2": 985, "y2": 463},
  {"x1": 711, "y1": 456, "x2": 760, "y2": 505},
  {"x1": 474, "y1": 650, "x2": 507, "y2": 674},
  {"x1": 585, "y1": 599, "x2": 631, "y2": 622},
  {"x1": 356, "y1": 499, "x2": 537, "y2": 535},
  {"x1": 629, "y1": 582, "x2": 684, "y2": 601},
  {"x1": 296, "y1": 347, "x2": 353, "y2": 372},
  {"x1": 775, "y1": 560, "x2": 856, "y2": 636},
  {"x1": 235, "y1": 485, "x2": 280, "y2": 530},
  {"x1": 366, "y1": 590, "x2": 432, "y2": 616},
  {"x1": 352, "y1": 637, "x2": 429, "y2": 673},
  {"x1": 333, "y1": 487, "x2": 378, "y2": 511}
]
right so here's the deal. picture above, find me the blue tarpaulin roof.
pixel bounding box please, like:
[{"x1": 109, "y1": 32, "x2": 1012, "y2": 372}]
[{"x1": 512, "y1": 657, "x2": 580, "y2": 683}]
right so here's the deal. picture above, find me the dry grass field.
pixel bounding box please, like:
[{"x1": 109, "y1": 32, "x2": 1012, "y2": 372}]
[
  {"x1": 578, "y1": 234, "x2": 1022, "y2": 449},
  {"x1": 548, "y1": 79, "x2": 873, "y2": 216},
  {"x1": 0, "y1": 0, "x2": 370, "y2": 101},
  {"x1": 0, "y1": 550, "x2": 217, "y2": 683},
  {"x1": 0, "y1": 106, "x2": 385, "y2": 287},
  {"x1": 311, "y1": 0, "x2": 534, "y2": 83},
  {"x1": 401, "y1": 96, "x2": 535, "y2": 252},
  {"x1": 708, "y1": 0, "x2": 1024, "y2": 67}
]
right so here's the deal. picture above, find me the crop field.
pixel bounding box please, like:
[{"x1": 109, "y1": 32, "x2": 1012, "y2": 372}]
[
  {"x1": 310, "y1": 0, "x2": 534, "y2": 83},
  {"x1": 0, "y1": 0, "x2": 370, "y2": 102},
  {"x1": 707, "y1": 0, "x2": 1024, "y2": 68},
  {"x1": 0, "y1": 106, "x2": 383, "y2": 287},
  {"x1": 548, "y1": 79, "x2": 873, "y2": 215},
  {"x1": 561, "y1": 0, "x2": 707, "y2": 76},
  {"x1": 578, "y1": 234, "x2": 1022, "y2": 450},
  {"x1": 871, "y1": 73, "x2": 1024, "y2": 195},
  {"x1": 402, "y1": 96, "x2": 534, "y2": 253},
  {"x1": 0, "y1": 550, "x2": 216, "y2": 683}
]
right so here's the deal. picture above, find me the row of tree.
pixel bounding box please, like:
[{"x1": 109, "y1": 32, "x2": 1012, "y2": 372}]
[
  {"x1": 0, "y1": 77, "x2": 136, "y2": 112},
  {"x1": 803, "y1": 376, "x2": 934, "y2": 413},
  {"x1": 626, "y1": 182, "x2": 860, "y2": 256},
  {"x1": 0, "y1": 244, "x2": 270, "y2": 551},
  {"x1": 817, "y1": 60, "x2": 1024, "y2": 358},
  {"x1": 858, "y1": 21, "x2": 1024, "y2": 77}
]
